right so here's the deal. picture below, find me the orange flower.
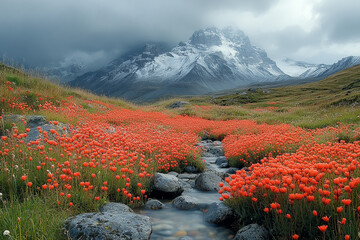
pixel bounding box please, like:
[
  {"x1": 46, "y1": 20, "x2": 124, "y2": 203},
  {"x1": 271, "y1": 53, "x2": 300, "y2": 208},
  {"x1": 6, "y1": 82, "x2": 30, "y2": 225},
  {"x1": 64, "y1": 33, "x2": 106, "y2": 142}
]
[
  {"x1": 322, "y1": 216, "x2": 330, "y2": 222},
  {"x1": 341, "y1": 199, "x2": 351, "y2": 206},
  {"x1": 292, "y1": 234, "x2": 299, "y2": 239},
  {"x1": 318, "y1": 225, "x2": 328, "y2": 232},
  {"x1": 337, "y1": 206, "x2": 343, "y2": 213}
]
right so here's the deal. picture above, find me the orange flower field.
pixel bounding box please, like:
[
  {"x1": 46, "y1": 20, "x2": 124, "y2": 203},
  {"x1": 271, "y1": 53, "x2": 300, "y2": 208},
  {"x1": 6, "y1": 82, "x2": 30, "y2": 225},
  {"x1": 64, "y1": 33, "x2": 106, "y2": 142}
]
[{"x1": 1, "y1": 80, "x2": 360, "y2": 239}]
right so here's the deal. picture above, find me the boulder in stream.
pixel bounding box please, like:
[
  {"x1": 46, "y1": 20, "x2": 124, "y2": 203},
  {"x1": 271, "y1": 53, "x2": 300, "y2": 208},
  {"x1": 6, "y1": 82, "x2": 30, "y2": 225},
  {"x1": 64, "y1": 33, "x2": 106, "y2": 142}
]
[
  {"x1": 151, "y1": 173, "x2": 184, "y2": 198},
  {"x1": 204, "y1": 202, "x2": 236, "y2": 224},
  {"x1": 195, "y1": 171, "x2": 222, "y2": 191},
  {"x1": 65, "y1": 202, "x2": 151, "y2": 240},
  {"x1": 233, "y1": 223, "x2": 270, "y2": 240},
  {"x1": 172, "y1": 195, "x2": 198, "y2": 210}
]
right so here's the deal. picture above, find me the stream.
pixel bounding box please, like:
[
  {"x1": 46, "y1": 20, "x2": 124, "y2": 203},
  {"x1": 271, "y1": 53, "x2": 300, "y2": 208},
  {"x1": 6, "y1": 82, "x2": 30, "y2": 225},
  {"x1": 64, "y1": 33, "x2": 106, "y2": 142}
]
[{"x1": 136, "y1": 140, "x2": 237, "y2": 240}]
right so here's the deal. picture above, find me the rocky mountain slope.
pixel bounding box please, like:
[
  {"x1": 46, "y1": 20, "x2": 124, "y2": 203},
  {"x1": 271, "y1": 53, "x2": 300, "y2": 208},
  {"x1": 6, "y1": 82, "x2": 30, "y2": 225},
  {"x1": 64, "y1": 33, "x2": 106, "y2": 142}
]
[
  {"x1": 277, "y1": 56, "x2": 360, "y2": 79},
  {"x1": 70, "y1": 27, "x2": 287, "y2": 102}
]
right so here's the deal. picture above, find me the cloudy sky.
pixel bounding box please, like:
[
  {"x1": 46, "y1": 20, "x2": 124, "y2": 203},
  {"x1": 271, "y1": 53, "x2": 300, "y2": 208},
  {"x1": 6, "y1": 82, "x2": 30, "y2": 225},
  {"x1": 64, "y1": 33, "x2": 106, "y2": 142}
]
[{"x1": 1, "y1": 0, "x2": 360, "y2": 69}]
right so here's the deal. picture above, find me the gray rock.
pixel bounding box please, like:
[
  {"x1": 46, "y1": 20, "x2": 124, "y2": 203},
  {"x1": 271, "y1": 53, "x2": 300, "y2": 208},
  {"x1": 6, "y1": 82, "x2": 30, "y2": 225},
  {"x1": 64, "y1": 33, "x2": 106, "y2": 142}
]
[
  {"x1": 178, "y1": 173, "x2": 198, "y2": 180},
  {"x1": 202, "y1": 152, "x2": 216, "y2": 157},
  {"x1": 4, "y1": 115, "x2": 47, "y2": 128},
  {"x1": 233, "y1": 224, "x2": 270, "y2": 240},
  {"x1": 184, "y1": 166, "x2": 197, "y2": 173},
  {"x1": 144, "y1": 199, "x2": 165, "y2": 210},
  {"x1": 65, "y1": 203, "x2": 151, "y2": 240},
  {"x1": 187, "y1": 180, "x2": 196, "y2": 188},
  {"x1": 215, "y1": 156, "x2": 228, "y2": 165},
  {"x1": 172, "y1": 195, "x2": 198, "y2": 210},
  {"x1": 202, "y1": 156, "x2": 218, "y2": 164},
  {"x1": 179, "y1": 237, "x2": 194, "y2": 240},
  {"x1": 26, "y1": 122, "x2": 69, "y2": 142},
  {"x1": 26, "y1": 115, "x2": 47, "y2": 128},
  {"x1": 151, "y1": 173, "x2": 184, "y2": 198},
  {"x1": 213, "y1": 141, "x2": 222, "y2": 146},
  {"x1": 195, "y1": 172, "x2": 222, "y2": 191},
  {"x1": 99, "y1": 202, "x2": 133, "y2": 213},
  {"x1": 204, "y1": 202, "x2": 236, "y2": 224},
  {"x1": 207, "y1": 147, "x2": 224, "y2": 157},
  {"x1": 168, "y1": 101, "x2": 190, "y2": 109},
  {"x1": 167, "y1": 171, "x2": 179, "y2": 177},
  {"x1": 220, "y1": 162, "x2": 230, "y2": 168},
  {"x1": 179, "y1": 179, "x2": 192, "y2": 190},
  {"x1": 226, "y1": 168, "x2": 239, "y2": 174}
]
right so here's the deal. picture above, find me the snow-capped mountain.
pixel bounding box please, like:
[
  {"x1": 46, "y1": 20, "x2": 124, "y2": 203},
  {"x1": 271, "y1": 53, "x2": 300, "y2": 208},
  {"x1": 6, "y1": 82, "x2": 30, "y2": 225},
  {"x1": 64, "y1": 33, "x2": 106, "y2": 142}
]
[
  {"x1": 43, "y1": 62, "x2": 87, "y2": 82},
  {"x1": 276, "y1": 56, "x2": 360, "y2": 79},
  {"x1": 320, "y1": 56, "x2": 360, "y2": 78},
  {"x1": 71, "y1": 27, "x2": 287, "y2": 101},
  {"x1": 276, "y1": 58, "x2": 330, "y2": 78}
]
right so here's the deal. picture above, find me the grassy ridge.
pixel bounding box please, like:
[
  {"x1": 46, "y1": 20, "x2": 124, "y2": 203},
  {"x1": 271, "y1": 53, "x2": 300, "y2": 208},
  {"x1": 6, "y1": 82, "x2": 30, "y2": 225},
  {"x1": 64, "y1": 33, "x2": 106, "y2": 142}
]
[{"x1": 154, "y1": 65, "x2": 360, "y2": 128}]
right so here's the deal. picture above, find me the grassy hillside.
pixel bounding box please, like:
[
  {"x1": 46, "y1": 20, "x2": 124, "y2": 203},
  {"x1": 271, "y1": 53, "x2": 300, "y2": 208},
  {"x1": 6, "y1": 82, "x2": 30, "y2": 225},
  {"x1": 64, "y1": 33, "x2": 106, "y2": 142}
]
[
  {"x1": 154, "y1": 65, "x2": 360, "y2": 128},
  {"x1": 0, "y1": 62, "x2": 360, "y2": 239}
]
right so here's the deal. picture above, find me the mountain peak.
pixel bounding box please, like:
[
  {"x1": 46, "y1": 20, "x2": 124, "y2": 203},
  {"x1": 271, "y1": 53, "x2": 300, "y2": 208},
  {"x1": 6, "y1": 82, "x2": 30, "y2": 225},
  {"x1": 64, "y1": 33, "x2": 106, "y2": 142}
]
[
  {"x1": 189, "y1": 27, "x2": 249, "y2": 47},
  {"x1": 71, "y1": 27, "x2": 287, "y2": 102},
  {"x1": 189, "y1": 27, "x2": 222, "y2": 47}
]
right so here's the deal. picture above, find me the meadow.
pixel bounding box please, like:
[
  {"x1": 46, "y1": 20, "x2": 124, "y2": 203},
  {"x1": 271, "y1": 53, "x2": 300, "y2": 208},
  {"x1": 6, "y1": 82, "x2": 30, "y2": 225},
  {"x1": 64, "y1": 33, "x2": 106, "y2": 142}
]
[{"x1": 1, "y1": 63, "x2": 360, "y2": 239}]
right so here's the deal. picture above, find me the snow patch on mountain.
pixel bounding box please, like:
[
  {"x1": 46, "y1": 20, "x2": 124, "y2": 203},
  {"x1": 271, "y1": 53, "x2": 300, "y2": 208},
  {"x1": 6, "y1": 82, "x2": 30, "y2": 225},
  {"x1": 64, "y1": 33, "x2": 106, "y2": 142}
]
[{"x1": 276, "y1": 58, "x2": 330, "y2": 78}]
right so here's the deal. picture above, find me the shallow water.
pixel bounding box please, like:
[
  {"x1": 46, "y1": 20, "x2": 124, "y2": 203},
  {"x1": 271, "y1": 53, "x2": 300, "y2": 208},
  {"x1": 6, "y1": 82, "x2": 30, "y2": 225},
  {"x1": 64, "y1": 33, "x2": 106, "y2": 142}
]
[
  {"x1": 136, "y1": 140, "x2": 236, "y2": 240},
  {"x1": 136, "y1": 199, "x2": 235, "y2": 240}
]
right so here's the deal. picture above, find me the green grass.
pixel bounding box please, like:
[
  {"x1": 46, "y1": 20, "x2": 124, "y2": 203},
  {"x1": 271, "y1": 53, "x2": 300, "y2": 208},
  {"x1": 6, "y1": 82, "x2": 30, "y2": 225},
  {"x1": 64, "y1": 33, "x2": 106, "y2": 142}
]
[
  {"x1": 0, "y1": 196, "x2": 71, "y2": 240},
  {"x1": 153, "y1": 65, "x2": 360, "y2": 129}
]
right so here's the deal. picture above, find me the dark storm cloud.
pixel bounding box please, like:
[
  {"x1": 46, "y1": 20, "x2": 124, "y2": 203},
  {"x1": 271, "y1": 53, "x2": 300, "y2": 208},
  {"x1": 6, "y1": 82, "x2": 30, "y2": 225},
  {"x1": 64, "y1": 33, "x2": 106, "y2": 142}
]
[
  {"x1": 0, "y1": 0, "x2": 278, "y2": 68},
  {"x1": 316, "y1": 0, "x2": 360, "y2": 43}
]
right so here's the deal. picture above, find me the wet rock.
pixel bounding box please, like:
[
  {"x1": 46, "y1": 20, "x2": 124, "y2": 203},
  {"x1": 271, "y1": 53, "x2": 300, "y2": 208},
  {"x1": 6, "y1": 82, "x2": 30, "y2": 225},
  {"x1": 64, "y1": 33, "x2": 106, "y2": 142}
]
[
  {"x1": 202, "y1": 151, "x2": 216, "y2": 157},
  {"x1": 173, "y1": 230, "x2": 187, "y2": 237},
  {"x1": 152, "y1": 223, "x2": 174, "y2": 231},
  {"x1": 179, "y1": 237, "x2": 194, "y2": 240},
  {"x1": 168, "y1": 101, "x2": 190, "y2": 109},
  {"x1": 65, "y1": 202, "x2": 151, "y2": 240},
  {"x1": 204, "y1": 202, "x2": 236, "y2": 224},
  {"x1": 226, "y1": 167, "x2": 239, "y2": 174},
  {"x1": 215, "y1": 156, "x2": 228, "y2": 165},
  {"x1": 172, "y1": 195, "x2": 198, "y2": 210},
  {"x1": 207, "y1": 147, "x2": 224, "y2": 157},
  {"x1": 178, "y1": 173, "x2": 198, "y2": 180},
  {"x1": 167, "y1": 171, "x2": 179, "y2": 177},
  {"x1": 184, "y1": 166, "x2": 198, "y2": 173},
  {"x1": 179, "y1": 179, "x2": 192, "y2": 190},
  {"x1": 220, "y1": 162, "x2": 230, "y2": 168},
  {"x1": 195, "y1": 172, "x2": 222, "y2": 191},
  {"x1": 233, "y1": 224, "x2": 270, "y2": 240},
  {"x1": 203, "y1": 157, "x2": 218, "y2": 164},
  {"x1": 188, "y1": 230, "x2": 200, "y2": 237},
  {"x1": 187, "y1": 180, "x2": 196, "y2": 188},
  {"x1": 144, "y1": 199, "x2": 165, "y2": 210},
  {"x1": 151, "y1": 173, "x2": 184, "y2": 198}
]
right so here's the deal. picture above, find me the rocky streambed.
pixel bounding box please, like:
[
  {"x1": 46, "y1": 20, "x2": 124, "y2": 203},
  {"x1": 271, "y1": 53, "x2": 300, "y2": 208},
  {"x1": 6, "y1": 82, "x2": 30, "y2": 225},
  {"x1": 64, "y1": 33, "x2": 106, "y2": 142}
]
[{"x1": 65, "y1": 140, "x2": 269, "y2": 240}]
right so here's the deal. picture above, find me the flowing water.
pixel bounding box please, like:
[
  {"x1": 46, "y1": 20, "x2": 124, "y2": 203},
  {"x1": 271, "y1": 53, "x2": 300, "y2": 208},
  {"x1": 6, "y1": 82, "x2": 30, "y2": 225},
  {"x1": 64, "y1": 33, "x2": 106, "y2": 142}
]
[{"x1": 137, "y1": 140, "x2": 236, "y2": 240}]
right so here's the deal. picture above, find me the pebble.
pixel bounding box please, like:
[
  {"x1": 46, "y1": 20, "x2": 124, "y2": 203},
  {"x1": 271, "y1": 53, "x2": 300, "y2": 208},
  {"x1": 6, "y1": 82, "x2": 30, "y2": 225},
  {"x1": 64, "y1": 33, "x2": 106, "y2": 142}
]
[
  {"x1": 173, "y1": 230, "x2": 187, "y2": 237},
  {"x1": 188, "y1": 230, "x2": 200, "y2": 236}
]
